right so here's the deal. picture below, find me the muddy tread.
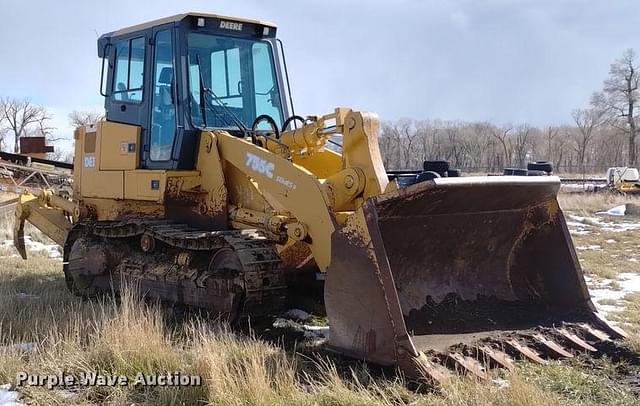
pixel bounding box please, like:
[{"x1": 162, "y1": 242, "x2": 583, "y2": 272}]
[{"x1": 63, "y1": 219, "x2": 287, "y2": 319}]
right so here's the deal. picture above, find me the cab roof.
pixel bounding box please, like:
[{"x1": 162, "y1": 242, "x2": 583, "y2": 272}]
[{"x1": 106, "y1": 12, "x2": 277, "y2": 38}]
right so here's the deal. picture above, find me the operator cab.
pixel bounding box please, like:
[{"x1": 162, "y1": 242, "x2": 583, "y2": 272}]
[{"x1": 98, "y1": 13, "x2": 290, "y2": 170}]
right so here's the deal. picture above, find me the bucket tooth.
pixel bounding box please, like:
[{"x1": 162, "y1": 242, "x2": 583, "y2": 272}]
[
  {"x1": 412, "y1": 352, "x2": 452, "y2": 385},
  {"x1": 555, "y1": 328, "x2": 597, "y2": 352},
  {"x1": 577, "y1": 323, "x2": 612, "y2": 342},
  {"x1": 475, "y1": 345, "x2": 515, "y2": 371},
  {"x1": 531, "y1": 333, "x2": 574, "y2": 358},
  {"x1": 504, "y1": 339, "x2": 548, "y2": 364},
  {"x1": 592, "y1": 312, "x2": 628, "y2": 339},
  {"x1": 445, "y1": 352, "x2": 489, "y2": 379}
]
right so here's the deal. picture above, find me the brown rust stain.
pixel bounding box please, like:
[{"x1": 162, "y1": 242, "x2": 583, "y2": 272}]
[
  {"x1": 278, "y1": 241, "x2": 313, "y2": 268},
  {"x1": 352, "y1": 326, "x2": 378, "y2": 355}
]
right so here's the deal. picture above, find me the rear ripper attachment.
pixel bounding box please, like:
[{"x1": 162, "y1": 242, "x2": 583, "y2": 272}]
[
  {"x1": 63, "y1": 219, "x2": 287, "y2": 321},
  {"x1": 325, "y1": 176, "x2": 626, "y2": 383}
]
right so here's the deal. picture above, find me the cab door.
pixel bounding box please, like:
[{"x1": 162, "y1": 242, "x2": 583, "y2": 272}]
[
  {"x1": 105, "y1": 33, "x2": 151, "y2": 137},
  {"x1": 145, "y1": 26, "x2": 178, "y2": 168}
]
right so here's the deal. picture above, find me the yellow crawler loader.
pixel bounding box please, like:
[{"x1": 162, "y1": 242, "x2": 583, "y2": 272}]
[{"x1": 13, "y1": 12, "x2": 625, "y2": 381}]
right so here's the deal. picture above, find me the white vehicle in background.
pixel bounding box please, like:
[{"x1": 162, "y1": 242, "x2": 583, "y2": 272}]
[{"x1": 606, "y1": 167, "x2": 640, "y2": 193}]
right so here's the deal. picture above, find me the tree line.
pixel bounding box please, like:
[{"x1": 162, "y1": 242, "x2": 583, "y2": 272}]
[
  {"x1": 0, "y1": 49, "x2": 638, "y2": 173},
  {"x1": 380, "y1": 49, "x2": 640, "y2": 174}
]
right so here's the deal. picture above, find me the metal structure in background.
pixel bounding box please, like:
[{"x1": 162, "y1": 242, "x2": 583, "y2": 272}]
[
  {"x1": 19, "y1": 137, "x2": 54, "y2": 159},
  {"x1": 0, "y1": 151, "x2": 72, "y2": 195}
]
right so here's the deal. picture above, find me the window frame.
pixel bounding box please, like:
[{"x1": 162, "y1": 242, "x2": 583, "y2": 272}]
[
  {"x1": 149, "y1": 28, "x2": 177, "y2": 162},
  {"x1": 251, "y1": 41, "x2": 282, "y2": 128},
  {"x1": 185, "y1": 33, "x2": 284, "y2": 130},
  {"x1": 110, "y1": 35, "x2": 147, "y2": 105}
]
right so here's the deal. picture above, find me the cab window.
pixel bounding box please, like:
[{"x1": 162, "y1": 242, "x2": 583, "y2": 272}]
[
  {"x1": 187, "y1": 33, "x2": 283, "y2": 130},
  {"x1": 112, "y1": 36, "x2": 145, "y2": 103},
  {"x1": 150, "y1": 30, "x2": 175, "y2": 161},
  {"x1": 252, "y1": 43, "x2": 280, "y2": 129},
  {"x1": 211, "y1": 47, "x2": 243, "y2": 108}
]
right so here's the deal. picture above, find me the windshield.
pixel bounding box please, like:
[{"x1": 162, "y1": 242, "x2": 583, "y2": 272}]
[{"x1": 187, "y1": 33, "x2": 283, "y2": 131}]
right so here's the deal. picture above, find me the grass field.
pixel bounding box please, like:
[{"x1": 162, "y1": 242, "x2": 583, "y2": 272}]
[{"x1": 2, "y1": 192, "x2": 640, "y2": 405}]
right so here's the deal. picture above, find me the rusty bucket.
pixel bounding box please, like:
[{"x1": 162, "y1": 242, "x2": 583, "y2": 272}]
[{"x1": 325, "y1": 176, "x2": 623, "y2": 380}]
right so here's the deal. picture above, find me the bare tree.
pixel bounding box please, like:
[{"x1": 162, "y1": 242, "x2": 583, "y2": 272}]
[
  {"x1": 0, "y1": 98, "x2": 53, "y2": 153},
  {"x1": 399, "y1": 119, "x2": 421, "y2": 168},
  {"x1": 490, "y1": 125, "x2": 513, "y2": 168},
  {"x1": 0, "y1": 111, "x2": 5, "y2": 151},
  {"x1": 49, "y1": 149, "x2": 74, "y2": 163},
  {"x1": 380, "y1": 122, "x2": 403, "y2": 169},
  {"x1": 511, "y1": 124, "x2": 534, "y2": 167},
  {"x1": 68, "y1": 110, "x2": 102, "y2": 128},
  {"x1": 592, "y1": 48, "x2": 640, "y2": 165},
  {"x1": 465, "y1": 122, "x2": 492, "y2": 169},
  {"x1": 571, "y1": 108, "x2": 607, "y2": 173}
]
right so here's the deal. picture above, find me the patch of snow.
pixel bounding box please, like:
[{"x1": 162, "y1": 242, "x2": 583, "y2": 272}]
[
  {"x1": 273, "y1": 318, "x2": 330, "y2": 341},
  {"x1": 0, "y1": 384, "x2": 22, "y2": 406},
  {"x1": 568, "y1": 215, "x2": 601, "y2": 224},
  {"x1": 0, "y1": 237, "x2": 61, "y2": 259},
  {"x1": 566, "y1": 216, "x2": 593, "y2": 235},
  {"x1": 589, "y1": 288, "x2": 627, "y2": 310},
  {"x1": 303, "y1": 325, "x2": 330, "y2": 340},
  {"x1": 597, "y1": 304, "x2": 620, "y2": 314},
  {"x1": 0, "y1": 343, "x2": 36, "y2": 353},
  {"x1": 606, "y1": 239, "x2": 617, "y2": 244},
  {"x1": 576, "y1": 245, "x2": 602, "y2": 251},
  {"x1": 570, "y1": 229, "x2": 591, "y2": 235},
  {"x1": 619, "y1": 272, "x2": 640, "y2": 290},
  {"x1": 597, "y1": 205, "x2": 627, "y2": 216},
  {"x1": 602, "y1": 222, "x2": 640, "y2": 232},
  {"x1": 588, "y1": 272, "x2": 640, "y2": 316},
  {"x1": 492, "y1": 378, "x2": 510, "y2": 390},
  {"x1": 283, "y1": 309, "x2": 312, "y2": 322},
  {"x1": 630, "y1": 258, "x2": 639, "y2": 263},
  {"x1": 273, "y1": 318, "x2": 303, "y2": 332},
  {"x1": 568, "y1": 214, "x2": 640, "y2": 233}
]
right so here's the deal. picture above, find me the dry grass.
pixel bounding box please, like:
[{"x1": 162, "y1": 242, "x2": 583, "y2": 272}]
[
  {"x1": 558, "y1": 191, "x2": 640, "y2": 280},
  {"x1": 2, "y1": 192, "x2": 640, "y2": 404},
  {"x1": 569, "y1": 228, "x2": 640, "y2": 280},
  {"x1": 558, "y1": 191, "x2": 640, "y2": 215},
  {"x1": 0, "y1": 272, "x2": 579, "y2": 406},
  {"x1": 0, "y1": 249, "x2": 625, "y2": 405},
  {"x1": 607, "y1": 292, "x2": 640, "y2": 337}
]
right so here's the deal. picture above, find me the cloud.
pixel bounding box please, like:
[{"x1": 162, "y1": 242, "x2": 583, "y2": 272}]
[{"x1": 0, "y1": 0, "x2": 638, "y2": 136}]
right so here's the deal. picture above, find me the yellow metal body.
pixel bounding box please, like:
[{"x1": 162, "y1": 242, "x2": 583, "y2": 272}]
[
  {"x1": 615, "y1": 180, "x2": 640, "y2": 194},
  {"x1": 19, "y1": 107, "x2": 387, "y2": 273}
]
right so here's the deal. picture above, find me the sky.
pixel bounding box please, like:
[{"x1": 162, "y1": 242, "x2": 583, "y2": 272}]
[{"x1": 0, "y1": 0, "x2": 639, "y2": 150}]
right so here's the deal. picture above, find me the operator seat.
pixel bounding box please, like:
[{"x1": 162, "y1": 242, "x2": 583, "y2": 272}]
[
  {"x1": 158, "y1": 67, "x2": 174, "y2": 110},
  {"x1": 151, "y1": 67, "x2": 175, "y2": 161}
]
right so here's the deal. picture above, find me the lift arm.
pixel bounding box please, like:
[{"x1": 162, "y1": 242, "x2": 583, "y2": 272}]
[{"x1": 215, "y1": 108, "x2": 391, "y2": 271}]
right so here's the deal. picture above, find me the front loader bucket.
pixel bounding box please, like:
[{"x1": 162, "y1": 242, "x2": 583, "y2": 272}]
[{"x1": 325, "y1": 176, "x2": 624, "y2": 381}]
